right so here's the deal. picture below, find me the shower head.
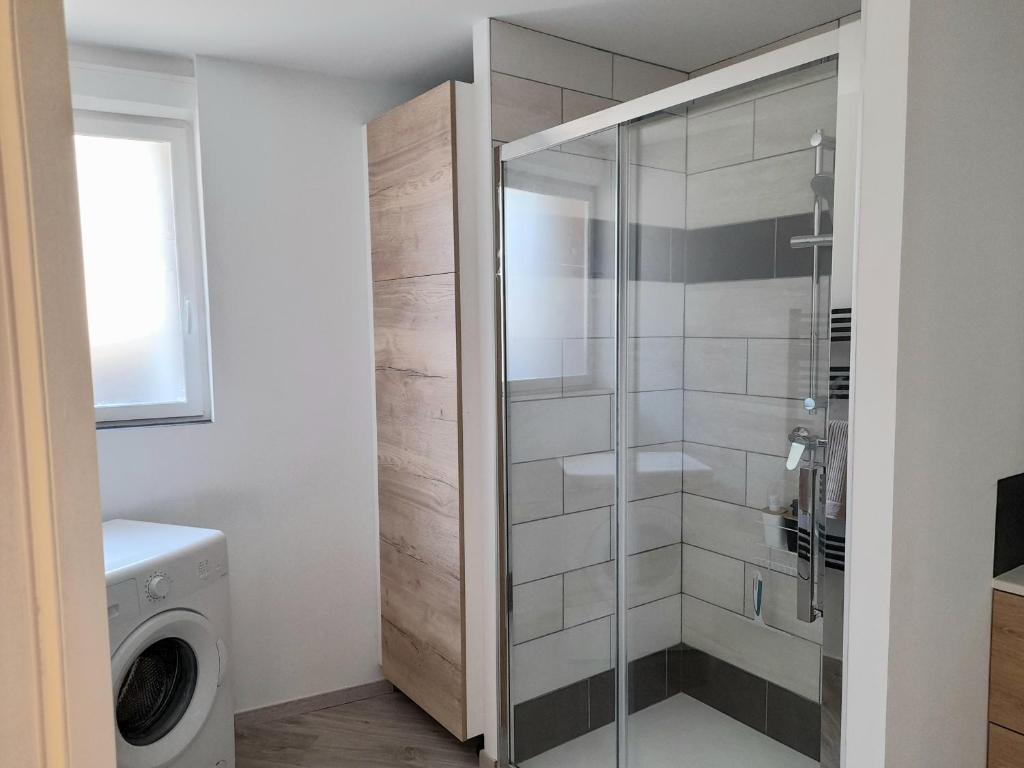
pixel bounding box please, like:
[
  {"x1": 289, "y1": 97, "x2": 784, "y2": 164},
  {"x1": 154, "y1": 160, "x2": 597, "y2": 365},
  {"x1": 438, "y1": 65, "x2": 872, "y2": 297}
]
[{"x1": 811, "y1": 172, "x2": 834, "y2": 214}]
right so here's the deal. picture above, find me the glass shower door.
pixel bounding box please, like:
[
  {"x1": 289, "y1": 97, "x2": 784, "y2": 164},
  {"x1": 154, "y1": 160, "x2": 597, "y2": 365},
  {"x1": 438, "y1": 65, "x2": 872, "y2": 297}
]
[
  {"x1": 622, "y1": 64, "x2": 838, "y2": 768},
  {"x1": 502, "y1": 128, "x2": 620, "y2": 767}
]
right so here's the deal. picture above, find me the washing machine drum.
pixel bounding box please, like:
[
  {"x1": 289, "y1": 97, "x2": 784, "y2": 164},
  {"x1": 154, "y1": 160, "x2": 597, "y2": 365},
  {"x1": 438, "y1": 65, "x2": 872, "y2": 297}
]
[{"x1": 111, "y1": 609, "x2": 223, "y2": 768}]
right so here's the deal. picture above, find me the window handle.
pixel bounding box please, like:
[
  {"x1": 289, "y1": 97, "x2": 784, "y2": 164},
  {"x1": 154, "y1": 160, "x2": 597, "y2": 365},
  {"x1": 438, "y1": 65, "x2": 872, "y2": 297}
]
[{"x1": 183, "y1": 298, "x2": 194, "y2": 335}]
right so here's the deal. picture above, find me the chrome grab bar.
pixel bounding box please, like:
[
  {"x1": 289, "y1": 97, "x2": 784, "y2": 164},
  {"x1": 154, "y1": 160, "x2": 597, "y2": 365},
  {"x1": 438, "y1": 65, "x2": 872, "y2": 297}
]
[{"x1": 789, "y1": 234, "x2": 834, "y2": 249}]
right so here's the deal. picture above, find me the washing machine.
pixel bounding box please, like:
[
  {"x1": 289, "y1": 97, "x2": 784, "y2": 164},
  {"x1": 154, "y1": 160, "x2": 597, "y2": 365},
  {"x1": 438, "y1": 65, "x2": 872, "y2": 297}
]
[{"x1": 103, "y1": 520, "x2": 235, "y2": 768}]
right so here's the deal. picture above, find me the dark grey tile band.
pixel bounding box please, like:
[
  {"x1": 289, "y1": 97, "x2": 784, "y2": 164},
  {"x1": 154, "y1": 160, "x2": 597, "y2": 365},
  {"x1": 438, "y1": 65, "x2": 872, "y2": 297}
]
[
  {"x1": 668, "y1": 644, "x2": 767, "y2": 732},
  {"x1": 512, "y1": 644, "x2": 822, "y2": 763},
  {"x1": 623, "y1": 212, "x2": 831, "y2": 285}
]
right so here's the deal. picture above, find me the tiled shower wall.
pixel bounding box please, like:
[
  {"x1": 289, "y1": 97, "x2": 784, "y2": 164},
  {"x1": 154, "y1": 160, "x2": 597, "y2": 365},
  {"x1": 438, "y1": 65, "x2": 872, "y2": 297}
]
[
  {"x1": 489, "y1": 19, "x2": 689, "y2": 144},
  {"x1": 494, "y1": 18, "x2": 692, "y2": 707},
  {"x1": 500, "y1": 20, "x2": 839, "y2": 759}
]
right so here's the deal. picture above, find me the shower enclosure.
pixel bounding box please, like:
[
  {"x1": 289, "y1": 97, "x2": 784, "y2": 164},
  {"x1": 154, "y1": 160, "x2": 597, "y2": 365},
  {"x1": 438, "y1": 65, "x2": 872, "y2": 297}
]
[{"x1": 497, "y1": 26, "x2": 855, "y2": 768}]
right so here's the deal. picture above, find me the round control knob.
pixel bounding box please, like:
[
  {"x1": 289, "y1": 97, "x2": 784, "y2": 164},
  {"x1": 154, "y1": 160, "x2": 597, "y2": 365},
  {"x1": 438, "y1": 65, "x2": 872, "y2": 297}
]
[{"x1": 147, "y1": 574, "x2": 171, "y2": 599}]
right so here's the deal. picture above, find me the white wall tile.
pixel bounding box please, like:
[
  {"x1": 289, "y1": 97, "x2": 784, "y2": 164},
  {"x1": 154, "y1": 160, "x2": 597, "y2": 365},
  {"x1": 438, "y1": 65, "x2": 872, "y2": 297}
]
[
  {"x1": 680, "y1": 594, "x2": 820, "y2": 700},
  {"x1": 513, "y1": 575, "x2": 564, "y2": 644},
  {"x1": 629, "y1": 281, "x2": 685, "y2": 337},
  {"x1": 770, "y1": 546, "x2": 798, "y2": 577},
  {"x1": 747, "y1": 338, "x2": 811, "y2": 399},
  {"x1": 745, "y1": 451, "x2": 798, "y2": 510},
  {"x1": 683, "y1": 338, "x2": 747, "y2": 394},
  {"x1": 687, "y1": 102, "x2": 754, "y2": 174},
  {"x1": 563, "y1": 451, "x2": 615, "y2": 513},
  {"x1": 491, "y1": 72, "x2": 562, "y2": 143},
  {"x1": 491, "y1": 20, "x2": 613, "y2": 97},
  {"x1": 563, "y1": 89, "x2": 617, "y2": 122},
  {"x1": 681, "y1": 441, "x2": 747, "y2": 505},
  {"x1": 565, "y1": 540, "x2": 684, "y2": 626},
  {"x1": 632, "y1": 164, "x2": 687, "y2": 229},
  {"x1": 682, "y1": 493, "x2": 769, "y2": 568},
  {"x1": 563, "y1": 337, "x2": 615, "y2": 397},
  {"x1": 631, "y1": 114, "x2": 687, "y2": 173},
  {"x1": 686, "y1": 150, "x2": 815, "y2": 229},
  {"x1": 628, "y1": 544, "x2": 682, "y2": 607},
  {"x1": 688, "y1": 59, "x2": 838, "y2": 116},
  {"x1": 743, "y1": 563, "x2": 822, "y2": 644},
  {"x1": 629, "y1": 442, "x2": 684, "y2": 501},
  {"x1": 512, "y1": 616, "x2": 612, "y2": 703},
  {"x1": 627, "y1": 594, "x2": 682, "y2": 660},
  {"x1": 511, "y1": 506, "x2": 611, "y2": 584},
  {"x1": 684, "y1": 277, "x2": 811, "y2": 339},
  {"x1": 627, "y1": 493, "x2": 682, "y2": 555},
  {"x1": 509, "y1": 394, "x2": 612, "y2": 462},
  {"x1": 754, "y1": 77, "x2": 838, "y2": 159},
  {"x1": 563, "y1": 560, "x2": 614, "y2": 627},
  {"x1": 683, "y1": 390, "x2": 823, "y2": 457},
  {"x1": 561, "y1": 135, "x2": 618, "y2": 163},
  {"x1": 628, "y1": 389, "x2": 684, "y2": 447},
  {"x1": 629, "y1": 337, "x2": 685, "y2": 392},
  {"x1": 612, "y1": 55, "x2": 688, "y2": 102},
  {"x1": 682, "y1": 544, "x2": 745, "y2": 613},
  {"x1": 509, "y1": 458, "x2": 563, "y2": 524}
]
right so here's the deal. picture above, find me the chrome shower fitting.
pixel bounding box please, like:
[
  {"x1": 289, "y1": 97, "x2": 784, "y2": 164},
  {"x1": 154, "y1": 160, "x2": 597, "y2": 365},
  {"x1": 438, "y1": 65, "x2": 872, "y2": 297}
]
[
  {"x1": 811, "y1": 172, "x2": 835, "y2": 215},
  {"x1": 790, "y1": 129, "x2": 836, "y2": 414}
]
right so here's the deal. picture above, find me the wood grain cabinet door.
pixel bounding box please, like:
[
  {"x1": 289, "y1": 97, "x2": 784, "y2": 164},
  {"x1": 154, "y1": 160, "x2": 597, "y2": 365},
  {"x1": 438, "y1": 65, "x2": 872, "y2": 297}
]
[
  {"x1": 991, "y1": 591, "x2": 1024, "y2": 737},
  {"x1": 990, "y1": 723, "x2": 1024, "y2": 768},
  {"x1": 367, "y1": 82, "x2": 468, "y2": 740}
]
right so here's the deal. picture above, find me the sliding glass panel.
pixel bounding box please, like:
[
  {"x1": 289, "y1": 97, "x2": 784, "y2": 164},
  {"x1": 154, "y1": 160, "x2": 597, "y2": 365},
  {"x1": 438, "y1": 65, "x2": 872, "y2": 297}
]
[
  {"x1": 623, "y1": 61, "x2": 838, "y2": 768},
  {"x1": 503, "y1": 128, "x2": 619, "y2": 767}
]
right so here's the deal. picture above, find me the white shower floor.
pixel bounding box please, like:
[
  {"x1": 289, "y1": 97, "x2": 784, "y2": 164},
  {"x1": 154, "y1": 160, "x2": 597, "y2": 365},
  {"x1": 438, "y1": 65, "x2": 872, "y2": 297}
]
[{"x1": 520, "y1": 693, "x2": 817, "y2": 768}]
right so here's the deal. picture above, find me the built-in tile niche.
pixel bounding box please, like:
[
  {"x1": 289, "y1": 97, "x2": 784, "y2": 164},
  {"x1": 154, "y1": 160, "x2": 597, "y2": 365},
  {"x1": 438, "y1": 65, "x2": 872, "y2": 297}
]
[{"x1": 504, "y1": 38, "x2": 838, "y2": 764}]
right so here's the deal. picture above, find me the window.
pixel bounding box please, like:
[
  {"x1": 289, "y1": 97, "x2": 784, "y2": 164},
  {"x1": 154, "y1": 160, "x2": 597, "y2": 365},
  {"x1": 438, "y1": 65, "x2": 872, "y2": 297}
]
[{"x1": 74, "y1": 110, "x2": 211, "y2": 426}]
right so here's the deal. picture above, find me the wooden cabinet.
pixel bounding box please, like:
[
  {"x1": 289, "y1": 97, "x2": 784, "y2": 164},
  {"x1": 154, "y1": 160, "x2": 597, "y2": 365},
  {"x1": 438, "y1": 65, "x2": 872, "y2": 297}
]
[
  {"x1": 990, "y1": 723, "x2": 1024, "y2": 768},
  {"x1": 990, "y1": 590, "x2": 1024, "y2": 766},
  {"x1": 367, "y1": 82, "x2": 484, "y2": 741}
]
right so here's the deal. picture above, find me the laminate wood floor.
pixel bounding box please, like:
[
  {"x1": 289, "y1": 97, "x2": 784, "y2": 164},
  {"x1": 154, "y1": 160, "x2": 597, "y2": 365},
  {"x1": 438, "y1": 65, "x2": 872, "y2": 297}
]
[{"x1": 236, "y1": 691, "x2": 480, "y2": 768}]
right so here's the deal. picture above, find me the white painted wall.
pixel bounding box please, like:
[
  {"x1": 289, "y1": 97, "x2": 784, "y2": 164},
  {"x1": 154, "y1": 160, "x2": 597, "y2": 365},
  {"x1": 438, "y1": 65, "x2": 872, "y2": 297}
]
[
  {"x1": 886, "y1": 1, "x2": 1024, "y2": 763},
  {"x1": 95, "y1": 56, "x2": 418, "y2": 712},
  {"x1": 846, "y1": 1, "x2": 1024, "y2": 764}
]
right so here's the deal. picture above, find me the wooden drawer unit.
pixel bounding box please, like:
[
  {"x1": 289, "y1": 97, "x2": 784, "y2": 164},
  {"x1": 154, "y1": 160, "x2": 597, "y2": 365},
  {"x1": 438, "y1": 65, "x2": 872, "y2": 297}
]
[
  {"x1": 990, "y1": 723, "x2": 1024, "y2": 768},
  {"x1": 991, "y1": 590, "x2": 1024, "y2": 736}
]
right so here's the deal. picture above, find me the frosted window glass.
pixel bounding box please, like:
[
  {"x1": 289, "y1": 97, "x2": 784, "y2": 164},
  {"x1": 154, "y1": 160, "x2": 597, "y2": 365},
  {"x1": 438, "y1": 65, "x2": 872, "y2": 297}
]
[{"x1": 74, "y1": 134, "x2": 187, "y2": 409}]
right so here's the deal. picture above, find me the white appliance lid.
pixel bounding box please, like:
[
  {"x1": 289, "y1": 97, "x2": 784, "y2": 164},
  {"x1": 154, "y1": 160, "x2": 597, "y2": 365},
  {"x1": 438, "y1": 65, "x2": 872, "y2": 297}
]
[{"x1": 103, "y1": 519, "x2": 225, "y2": 577}]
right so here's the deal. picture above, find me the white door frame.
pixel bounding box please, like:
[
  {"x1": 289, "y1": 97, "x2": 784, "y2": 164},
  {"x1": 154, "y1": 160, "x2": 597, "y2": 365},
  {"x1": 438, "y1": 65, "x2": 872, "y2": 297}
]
[{"x1": 0, "y1": 1, "x2": 116, "y2": 765}]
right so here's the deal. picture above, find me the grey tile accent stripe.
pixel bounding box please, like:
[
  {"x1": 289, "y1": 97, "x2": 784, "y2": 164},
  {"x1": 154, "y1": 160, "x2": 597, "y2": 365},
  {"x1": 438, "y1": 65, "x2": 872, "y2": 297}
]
[{"x1": 627, "y1": 213, "x2": 828, "y2": 285}]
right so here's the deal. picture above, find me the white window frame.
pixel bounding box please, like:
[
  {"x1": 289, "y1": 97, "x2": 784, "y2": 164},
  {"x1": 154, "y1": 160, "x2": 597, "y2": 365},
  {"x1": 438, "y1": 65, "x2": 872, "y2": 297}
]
[{"x1": 74, "y1": 109, "x2": 212, "y2": 426}]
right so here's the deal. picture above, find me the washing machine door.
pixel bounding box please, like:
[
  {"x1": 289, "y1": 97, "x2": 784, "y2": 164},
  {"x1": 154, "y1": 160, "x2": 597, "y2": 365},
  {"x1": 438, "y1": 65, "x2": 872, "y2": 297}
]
[{"x1": 111, "y1": 609, "x2": 222, "y2": 768}]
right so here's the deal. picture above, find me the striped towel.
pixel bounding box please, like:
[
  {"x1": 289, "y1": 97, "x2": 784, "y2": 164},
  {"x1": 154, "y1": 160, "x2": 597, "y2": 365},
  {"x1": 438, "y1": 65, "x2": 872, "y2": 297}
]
[{"x1": 825, "y1": 419, "x2": 849, "y2": 520}]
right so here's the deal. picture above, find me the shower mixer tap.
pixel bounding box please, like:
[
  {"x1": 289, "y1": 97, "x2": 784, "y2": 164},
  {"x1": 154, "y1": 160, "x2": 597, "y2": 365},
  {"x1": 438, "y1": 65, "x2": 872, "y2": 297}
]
[{"x1": 786, "y1": 426, "x2": 826, "y2": 470}]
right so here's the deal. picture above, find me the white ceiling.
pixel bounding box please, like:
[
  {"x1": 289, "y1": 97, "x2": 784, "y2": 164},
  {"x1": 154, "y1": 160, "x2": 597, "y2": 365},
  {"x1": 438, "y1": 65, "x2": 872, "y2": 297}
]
[{"x1": 63, "y1": 0, "x2": 859, "y2": 89}]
